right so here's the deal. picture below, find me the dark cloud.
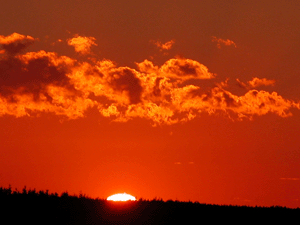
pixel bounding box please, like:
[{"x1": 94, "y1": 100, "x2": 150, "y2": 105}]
[
  {"x1": 110, "y1": 68, "x2": 143, "y2": 104},
  {"x1": 222, "y1": 91, "x2": 240, "y2": 107},
  {"x1": 236, "y1": 79, "x2": 247, "y2": 89},
  {"x1": 1, "y1": 42, "x2": 33, "y2": 55},
  {"x1": 0, "y1": 33, "x2": 35, "y2": 55},
  {"x1": 0, "y1": 52, "x2": 73, "y2": 101}
]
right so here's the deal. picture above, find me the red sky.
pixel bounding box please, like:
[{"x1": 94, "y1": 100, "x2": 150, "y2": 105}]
[{"x1": 1, "y1": 0, "x2": 300, "y2": 208}]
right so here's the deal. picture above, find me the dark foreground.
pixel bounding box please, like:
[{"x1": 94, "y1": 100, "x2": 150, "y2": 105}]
[{"x1": 0, "y1": 187, "x2": 299, "y2": 224}]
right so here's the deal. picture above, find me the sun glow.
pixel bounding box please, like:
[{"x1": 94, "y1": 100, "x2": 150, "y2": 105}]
[{"x1": 107, "y1": 193, "x2": 136, "y2": 201}]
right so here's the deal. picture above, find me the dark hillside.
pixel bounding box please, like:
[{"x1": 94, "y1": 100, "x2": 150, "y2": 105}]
[{"x1": 0, "y1": 187, "x2": 299, "y2": 224}]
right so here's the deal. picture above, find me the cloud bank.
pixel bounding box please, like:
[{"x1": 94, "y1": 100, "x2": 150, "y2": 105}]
[{"x1": 0, "y1": 33, "x2": 299, "y2": 124}]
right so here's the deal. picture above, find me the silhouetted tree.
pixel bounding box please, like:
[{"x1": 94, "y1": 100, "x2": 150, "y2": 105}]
[{"x1": 0, "y1": 186, "x2": 299, "y2": 225}]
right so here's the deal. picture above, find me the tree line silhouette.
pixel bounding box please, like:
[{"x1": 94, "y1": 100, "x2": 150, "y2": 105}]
[{"x1": 0, "y1": 186, "x2": 299, "y2": 224}]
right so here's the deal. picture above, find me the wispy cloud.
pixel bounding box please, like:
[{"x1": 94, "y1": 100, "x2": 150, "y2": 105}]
[
  {"x1": 212, "y1": 36, "x2": 237, "y2": 49},
  {"x1": 152, "y1": 40, "x2": 175, "y2": 51},
  {"x1": 1, "y1": 33, "x2": 299, "y2": 124},
  {"x1": 280, "y1": 178, "x2": 300, "y2": 181},
  {"x1": 237, "y1": 77, "x2": 276, "y2": 89},
  {"x1": 248, "y1": 77, "x2": 276, "y2": 88}
]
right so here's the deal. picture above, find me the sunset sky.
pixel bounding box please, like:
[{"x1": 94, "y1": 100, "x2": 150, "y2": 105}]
[{"x1": 1, "y1": 0, "x2": 300, "y2": 208}]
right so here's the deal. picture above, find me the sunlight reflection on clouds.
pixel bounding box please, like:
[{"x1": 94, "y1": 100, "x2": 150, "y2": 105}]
[{"x1": 0, "y1": 33, "x2": 299, "y2": 125}]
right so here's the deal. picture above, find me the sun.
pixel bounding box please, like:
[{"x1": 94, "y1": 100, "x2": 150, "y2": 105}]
[{"x1": 107, "y1": 193, "x2": 136, "y2": 201}]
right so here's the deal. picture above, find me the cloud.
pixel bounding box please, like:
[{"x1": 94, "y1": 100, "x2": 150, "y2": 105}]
[
  {"x1": 174, "y1": 162, "x2": 195, "y2": 165},
  {"x1": 1, "y1": 32, "x2": 300, "y2": 124},
  {"x1": 234, "y1": 90, "x2": 299, "y2": 118},
  {"x1": 0, "y1": 50, "x2": 75, "y2": 99},
  {"x1": 212, "y1": 36, "x2": 237, "y2": 49},
  {"x1": 152, "y1": 40, "x2": 175, "y2": 51},
  {"x1": 236, "y1": 79, "x2": 248, "y2": 89},
  {"x1": 0, "y1": 33, "x2": 36, "y2": 54},
  {"x1": 0, "y1": 87, "x2": 95, "y2": 119},
  {"x1": 280, "y1": 178, "x2": 300, "y2": 181},
  {"x1": 248, "y1": 77, "x2": 276, "y2": 88},
  {"x1": 67, "y1": 35, "x2": 97, "y2": 54},
  {"x1": 237, "y1": 77, "x2": 276, "y2": 89},
  {"x1": 106, "y1": 67, "x2": 143, "y2": 104},
  {"x1": 159, "y1": 57, "x2": 215, "y2": 81}
]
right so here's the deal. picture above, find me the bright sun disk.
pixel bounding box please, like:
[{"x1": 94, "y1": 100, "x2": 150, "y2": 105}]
[{"x1": 107, "y1": 193, "x2": 136, "y2": 201}]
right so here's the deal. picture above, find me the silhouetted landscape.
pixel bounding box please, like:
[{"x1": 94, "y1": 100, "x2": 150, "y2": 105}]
[{"x1": 0, "y1": 186, "x2": 299, "y2": 224}]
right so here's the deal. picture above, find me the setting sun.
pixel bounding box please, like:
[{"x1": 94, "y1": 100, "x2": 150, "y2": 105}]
[
  {"x1": 1, "y1": 0, "x2": 300, "y2": 210},
  {"x1": 107, "y1": 193, "x2": 136, "y2": 201}
]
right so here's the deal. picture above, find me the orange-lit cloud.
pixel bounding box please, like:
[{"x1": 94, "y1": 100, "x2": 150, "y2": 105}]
[
  {"x1": 51, "y1": 39, "x2": 63, "y2": 46},
  {"x1": 153, "y1": 40, "x2": 175, "y2": 51},
  {"x1": 248, "y1": 77, "x2": 276, "y2": 88},
  {"x1": 67, "y1": 35, "x2": 97, "y2": 54},
  {"x1": 159, "y1": 57, "x2": 215, "y2": 81},
  {"x1": 212, "y1": 36, "x2": 237, "y2": 49},
  {"x1": 1, "y1": 32, "x2": 300, "y2": 124},
  {"x1": 0, "y1": 32, "x2": 36, "y2": 54},
  {"x1": 237, "y1": 77, "x2": 276, "y2": 89}
]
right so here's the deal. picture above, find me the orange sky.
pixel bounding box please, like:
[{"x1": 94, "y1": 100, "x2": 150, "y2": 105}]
[{"x1": 1, "y1": 0, "x2": 300, "y2": 208}]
